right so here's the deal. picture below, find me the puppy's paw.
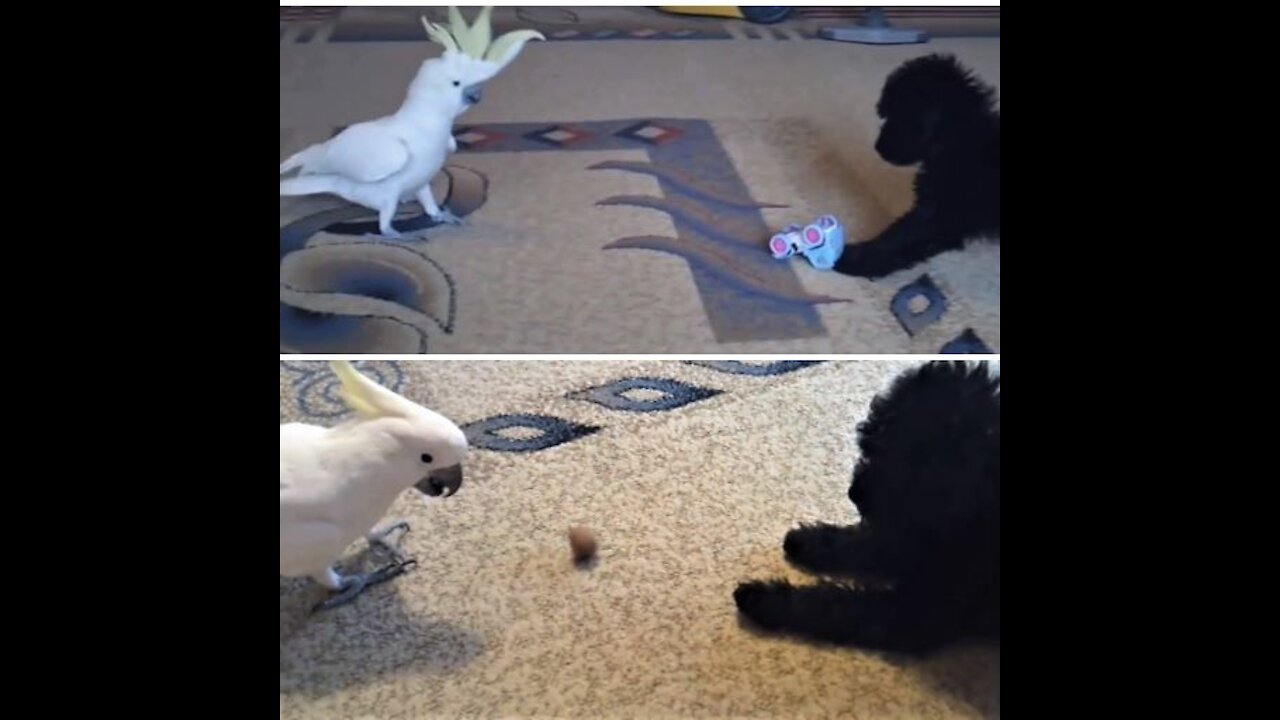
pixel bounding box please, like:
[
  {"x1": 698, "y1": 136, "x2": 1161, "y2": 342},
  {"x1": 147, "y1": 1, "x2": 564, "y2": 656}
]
[
  {"x1": 834, "y1": 245, "x2": 894, "y2": 280},
  {"x1": 783, "y1": 523, "x2": 847, "y2": 571},
  {"x1": 734, "y1": 579, "x2": 797, "y2": 631}
]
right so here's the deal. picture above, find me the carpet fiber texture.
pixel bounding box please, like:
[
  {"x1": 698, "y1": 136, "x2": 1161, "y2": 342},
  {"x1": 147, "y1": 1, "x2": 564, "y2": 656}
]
[{"x1": 280, "y1": 359, "x2": 1000, "y2": 718}]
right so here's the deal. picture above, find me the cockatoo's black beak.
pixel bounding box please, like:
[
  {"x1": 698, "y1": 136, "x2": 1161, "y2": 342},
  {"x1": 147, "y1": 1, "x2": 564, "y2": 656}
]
[
  {"x1": 463, "y1": 84, "x2": 484, "y2": 106},
  {"x1": 417, "y1": 464, "x2": 464, "y2": 498}
]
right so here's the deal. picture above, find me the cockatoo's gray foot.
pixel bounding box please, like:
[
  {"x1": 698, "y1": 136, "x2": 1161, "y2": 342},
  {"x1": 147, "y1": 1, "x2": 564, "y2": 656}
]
[
  {"x1": 430, "y1": 208, "x2": 464, "y2": 226},
  {"x1": 312, "y1": 572, "x2": 370, "y2": 612},
  {"x1": 367, "y1": 519, "x2": 413, "y2": 566},
  {"x1": 310, "y1": 561, "x2": 416, "y2": 613},
  {"x1": 418, "y1": 185, "x2": 463, "y2": 227},
  {"x1": 363, "y1": 228, "x2": 433, "y2": 241},
  {"x1": 369, "y1": 203, "x2": 410, "y2": 240}
]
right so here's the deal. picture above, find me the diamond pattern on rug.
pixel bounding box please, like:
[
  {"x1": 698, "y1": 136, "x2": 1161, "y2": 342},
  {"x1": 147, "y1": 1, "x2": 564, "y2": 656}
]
[
  {"x1": 615, "y1": 121, "x2": 685, "y2": 146},
  {"x1": 462, "y1": 414, "x2": 602, "y2": 453},
  {"x1": 568, "y1": 377, "x2": 723, "y2": 413},
  {"x1": 523, "y1": 125, "x2": 596, "y2": 148},
  {"x1": 688, "y1": 361, "x2": 824, "y2": 377}
]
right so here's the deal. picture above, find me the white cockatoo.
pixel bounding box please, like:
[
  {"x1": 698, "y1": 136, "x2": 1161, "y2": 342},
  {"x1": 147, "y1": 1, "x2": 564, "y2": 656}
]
[
  {"x1": 281, "y1": 361, "x2": 470, "y2": 612},
  {"x1": 279, "y1": 7, "x2": 544, "y2": 238}
]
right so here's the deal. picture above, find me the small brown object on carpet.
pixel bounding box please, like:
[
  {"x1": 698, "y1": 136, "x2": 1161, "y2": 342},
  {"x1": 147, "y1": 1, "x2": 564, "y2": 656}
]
[{"x1": 568, "y1": 526, "x2": 597, "y2": 563}]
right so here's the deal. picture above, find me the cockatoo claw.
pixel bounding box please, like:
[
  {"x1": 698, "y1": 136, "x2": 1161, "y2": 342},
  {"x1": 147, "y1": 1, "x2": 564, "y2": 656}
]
[
  {"x1": 433, "y1": 209, "x2": 464, "y2": 226},
  {"x1": 311, "y1": 573, "x2": 369, "y2": 613},
  {"x1": 310, "y1": 559, "x2": 417, "y2": 614},
  {"x1": 368, "y1": 520, "x2": 414, "y2": 565}
]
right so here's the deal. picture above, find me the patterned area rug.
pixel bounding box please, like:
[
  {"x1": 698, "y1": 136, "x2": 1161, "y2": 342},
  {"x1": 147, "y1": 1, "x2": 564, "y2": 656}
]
[
  {"x1": 280, "y1": 359, "x2": 1000, "y2": 718},
  {"x1": 280, "y1": 25, "x2": 1000, "y2": 353}
]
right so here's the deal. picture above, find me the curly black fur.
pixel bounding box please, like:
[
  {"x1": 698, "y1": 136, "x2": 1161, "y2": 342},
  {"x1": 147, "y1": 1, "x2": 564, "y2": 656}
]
[
  {"x1": 735, "y1": 361, "x2": 1000, "y2": 655},
  {"x1": 834, "y1": 54, "x2": 1000, "y2": 279}
]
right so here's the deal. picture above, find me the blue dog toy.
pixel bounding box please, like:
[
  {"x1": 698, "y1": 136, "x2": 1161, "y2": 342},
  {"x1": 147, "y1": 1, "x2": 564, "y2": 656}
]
[{"x1": 768, "y1": 215, "x2": 845, "y2": 270}]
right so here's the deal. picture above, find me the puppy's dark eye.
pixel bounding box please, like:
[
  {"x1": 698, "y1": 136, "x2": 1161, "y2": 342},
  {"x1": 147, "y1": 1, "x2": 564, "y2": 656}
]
[
  {"x1": 452, "y1": 81, "x2": 460, "y2": 87},
  {"x1": 421, "y1": 453, "x2": 433, "y2": 464}
]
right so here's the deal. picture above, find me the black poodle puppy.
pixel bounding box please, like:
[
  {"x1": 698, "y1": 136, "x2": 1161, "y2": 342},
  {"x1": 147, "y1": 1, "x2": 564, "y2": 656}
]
[
  {"x1": 834, "y1": 54, "x2": 1000, "y2": 279},
  {"x1": 734, "y1": 361, "x2": 1000, "y2": 655}
]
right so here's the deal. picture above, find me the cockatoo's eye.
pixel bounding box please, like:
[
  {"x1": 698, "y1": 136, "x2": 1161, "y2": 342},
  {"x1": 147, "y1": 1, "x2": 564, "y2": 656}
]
[
  {"x1": 421, "y1": 453, "x2": 434, "y2": 464},
  {"x1": 452, "y1": 81, "x2": 460, "y2": 87}
]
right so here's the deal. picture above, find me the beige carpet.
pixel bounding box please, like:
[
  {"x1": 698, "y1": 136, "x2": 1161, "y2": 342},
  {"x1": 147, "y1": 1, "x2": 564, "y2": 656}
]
[
  {"x1": 280, "y1": 360, "x2": 1000, "y2": 718},
  {"x1": 280, "y1": 25, "x2": 1000, "y2": 354}
]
